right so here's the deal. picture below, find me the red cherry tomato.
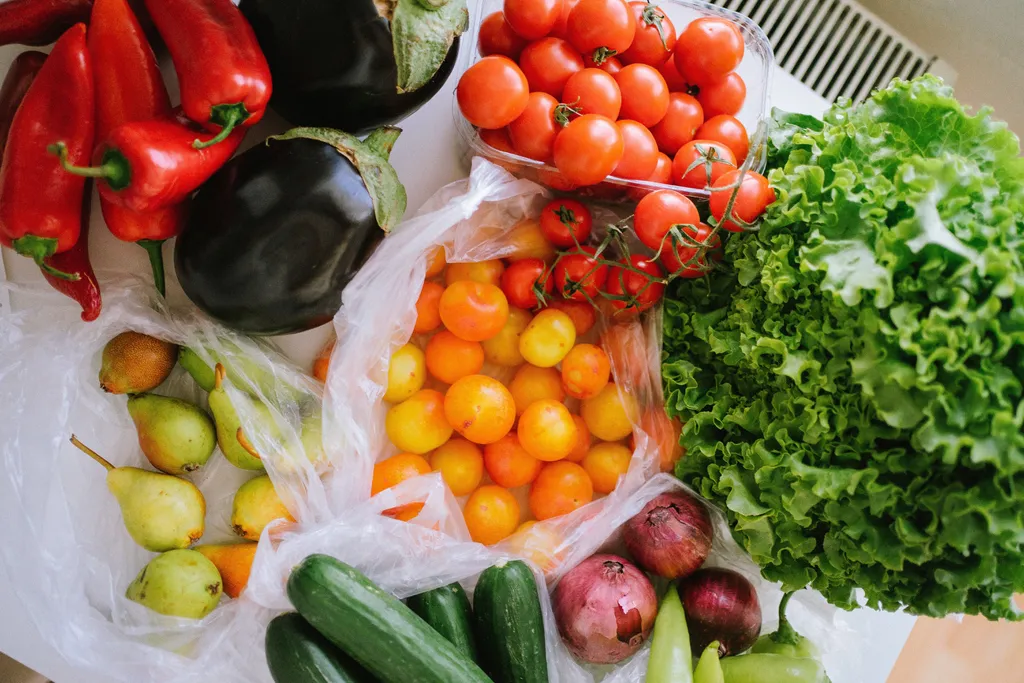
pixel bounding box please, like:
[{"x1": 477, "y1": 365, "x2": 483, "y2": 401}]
[
  {"x1": 479, "y1": 127, "x2": 516, "y2": 155},
  {"x1": 634, "y1": 189, "x2": 700, "y2": 252},
  {"x1": 553, "y1": 114, "x2": 624, "y2": 186},
  {"x1": 658, "y1": 53, "x2": 689, "y2": 91},
  {"x1": 540, "y1": 198, "x2": 593, "y2": 247},
  {"x1": 561, "y1": 68, "x2": 622, "y2": 120},
  {"x1": 696, "y1": 72, "x2": 746, "y2": 118},
  {"x1": 674, "y1": 17, "x2": 745, "y2": 86},
  {"x1": 551, "y1": 0, "x2": 580, "y2": 38},
  {"x1": 567, "y1": 0, "x2": 637, "y2": 55},
  {"x1": 554, "y1": 246, "x2": 610, "y2": 301},
  {"x1": 660, "y1": 222, "x2": 720, "y2": 277},
  {"x1": 671, "y1": 139, "x2": 736, "y2": 189},
  {"x1": 612, "y1": 120, "x2": 659, "y2": 180},
  {"x1": 614, "y1": 64, "x2": 670, "y2": 127},
  {"x1": 583, "y1": 51, "x2": 623, "y2": 74},
  {"x1": 709, "y1": 169, "x2": 775, "y2": 232},
  {"x1": 621, "y1": 1, "x2": 676, "y2": 66},
  {"x1": 695, "y1": 114, "x2": 749, "y2": 163},
  {"x1": 479, "y1": 12, "x2": 528, "y2": 59},
  {"x1": 503, "y1": 0, "x2": 562, "y2": 40},
  {"x1": 626, "y1": 152, "x2": 672, "y2": 201},
  {"x1": 508, "y1": 92, "x2": 561, "y2": 161},
  {"x1": 502, "y1": 258, "x2": 554, "y2": 308},
  {"x1": 650, "y1": 92, "x2": 704, "y2": 156},
  {"x1": 458, "y1": 56, "x2": 530, "y2": 130},
  {"x1": 605, "y1": 254, "x2": 665, "y2": 313},
  {"x1": 519, "y1": 37, "x2": 585, "y2": 98}
]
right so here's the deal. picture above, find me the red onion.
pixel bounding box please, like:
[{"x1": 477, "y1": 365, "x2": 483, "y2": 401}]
[
  {"x1": 553, "y1": 554, "x2": 658, "y2": 664},
  {"x1": 622, "y1": 491, "x2": 714, "y2": 579},
  {"x1": 679, "y1": 568, "x2": 762, "y2": 656}
]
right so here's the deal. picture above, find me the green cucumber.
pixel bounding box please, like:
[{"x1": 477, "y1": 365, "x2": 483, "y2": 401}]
[
  {"x1": 407, "y1": 583, "x2": 479, "y2": 662},
  {"x1": 265, "y1": 612, "x2": 376, "y2": 683},
  {"x1": 287, "y1": 555, "x2": 491, "y2": 683},
  {"x1": 473, "y1": 559, "x2": 548, "y2": 683}
]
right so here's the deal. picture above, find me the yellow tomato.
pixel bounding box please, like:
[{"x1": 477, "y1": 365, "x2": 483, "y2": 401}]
[
  {"x1": 425, "y1": 330, "x2": 484, "y2": 385},
  {"x1": 385, "y1": 389, "x2": 453, "y2": 454},
  {"x1": 509, "y1": 364, "x2": 564, "y2": 415},
  {"x1": 581, "y1": 442, "x2": 632, "y2": 493},
  {"x1": 565, "y1": 415, "x2": 592, "y2": 463},
  {"x1": 444, "y1": 375, "x2": 516, "y2": 444},
  {"x1": 482, "y1": 308, "x2": 532, "y2": 367},
  {"x1": 424, "y1": 245, "x2": 447, "y2": 279},
  {"x1": 519, "y1": 309, "x2": 576, "y2": 368},
  {"x1": 383, "y1": 343, "x2": 427, "y2": 403},
  {"x1": 372, "y1": 453, "x2": 431, "y2": 496},
  {"x1": 580, "y1": 383, "x2": 638, "y2": 442},
  {"x1": 505, "y1": 217, "x2": 557, "y2": 263},
  {"x1": 430, "y1": 439, "x2": 484, "y2": 496},
  {"x1": 445, "y1": 259, "x2": 505, "y2": 287},
  {"x1": 517, "y1": 399, "x2": 578, "y2": 462}
]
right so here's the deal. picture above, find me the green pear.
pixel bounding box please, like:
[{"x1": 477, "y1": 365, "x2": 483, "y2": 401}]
[
  {"x1": 70, "y1": 436, "x2": 205, "y2": 552},
  {"x1": 277, "y1": 413, "x2": 330, "y2": 475},
  {"x1": 231, "y1": 475, "x2": 294, "y2": 541},
  {"x1": 127, "y1": 394, "x2": 216, "y2": 475},
  {"x1": 99, "y1": 331, "x2": 178, "y2": 394},
  {"x1": 180, "y1": 343, "x2": 303, "y2": 403},
  {"x1": 179, "y1": 347, "x2": 216, "y2": 392},
  {"x1": 208, "y1": 364, "x2": 272, "y2": 471},
  {"x1": 126, "y1": 549, "x2": 223, "y2": 619}
]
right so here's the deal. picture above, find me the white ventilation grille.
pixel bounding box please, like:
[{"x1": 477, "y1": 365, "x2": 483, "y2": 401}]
[{"x1": 709, "y1": 0, "x2": 939, "y2": 103}]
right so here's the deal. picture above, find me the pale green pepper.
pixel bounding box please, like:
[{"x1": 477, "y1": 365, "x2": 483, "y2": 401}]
[
  {"x1": 645, "y1": 585, "x2": 692, "y2": 683},
  {"x1": 693, "y1": 641, "x2": 724, "y2": 683}
]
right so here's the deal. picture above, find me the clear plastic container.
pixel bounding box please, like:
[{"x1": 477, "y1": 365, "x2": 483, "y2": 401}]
[{"x1": 453, "y1": 0, "x2": 775, "y2": 203}]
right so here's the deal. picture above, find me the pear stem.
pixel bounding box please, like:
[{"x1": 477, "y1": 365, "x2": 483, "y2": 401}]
[
  {"x1": 236, "y1": 428, "x2": 263, "y2": 460},
  {"x1": 214, "y1": 363, "x2": 226, "y2": 390},
  {"x1": 69, "y1": 435, "x2": 114, "y2": 471}
]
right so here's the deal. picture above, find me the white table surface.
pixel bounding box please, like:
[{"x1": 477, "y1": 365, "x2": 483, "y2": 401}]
[{"x1": 0, "y1": 38, "x2": 915, "y2": 682}]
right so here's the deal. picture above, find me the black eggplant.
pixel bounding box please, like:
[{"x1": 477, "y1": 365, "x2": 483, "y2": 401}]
[
  {"x1": 174, "y1": 128, "x2": 407, "y2": 336},
  {"x1": 239, "y1": 0, "x2": 467, "y2": 136}
]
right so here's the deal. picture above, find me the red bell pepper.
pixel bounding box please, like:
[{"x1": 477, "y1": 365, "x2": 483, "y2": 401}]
[
  {"x1": 89, "y1": 0, "x2": 185, "y2": 296},
  {"x1": 0, "y1": 0, "x2": 92, "y2": 47},
  {"x1": 0, "y1": 51, "x2": 45, "y2": 152},
  {"x1": 0, "y1": 23, "x2": 94, "y2": 279},
  {"x1": 144, "y1": 0, "x2": 271, "y2": 149}
]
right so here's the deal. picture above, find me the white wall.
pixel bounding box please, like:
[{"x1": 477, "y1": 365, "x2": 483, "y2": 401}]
[{"x1": 858, "y1": 0, "x2": 1024, "y2": 138}]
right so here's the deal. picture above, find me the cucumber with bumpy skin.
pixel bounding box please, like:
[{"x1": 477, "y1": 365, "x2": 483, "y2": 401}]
[
  {"x1": 407, "y1": 582, "x2": 479, "y2": 662},
  {"x1": 473, "y1": 559, "x2": 548, "y2": 683}
]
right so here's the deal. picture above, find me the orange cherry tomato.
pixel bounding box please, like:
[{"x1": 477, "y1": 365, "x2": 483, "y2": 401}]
[
  {"x1": 582, "y1": 441, "x2": 632, "y2": 493},
  {"x1": 634, "y1": 189, "x2": 700, "y2": 252},
  {"x1": 553, "y1": 114, "x2": 624, "y2": 187},
  {"x1": 414, "y1": 282, "x2": 445, "y2": 334},
  {"x1": 464, "y1": 485, "x2": 521, "y2": 544},
  {"x1": 484, "y1": 433, "x2": 544, "y2": 488},
  {"x1": 312, "y1": 339, "x2": 334, "y2": 383},
  {"x1": 633, "y1": 408, "x2": 684, "y2": 473},
  {"x1": 445, "y1": 259, "x2": 506, "y2": 287},
  {"x1": 580, "y1": 383, "x2": 637, "y2": 441},
  {"x1": 697, "y1": 72, "x2": 746, "y2": 118},
  {"x1": 479, "y1": 127, "x2": 517, "y2": 155},
  {"x1": 479, "y1": 11, "x2": 528, "y2": 59},
  {"x1": 385, "y1": 389, "x2": 453, "y2": 454},
  {"x1": 566, "y1": 414, "x2": 592, "y2": 462},
  {"x1": 509, "y1": 92, "x2": 561, "y2": 162},
  {"x1": 425, "y1": 331, "x2": 485, "y2": 384},
  {"x1": 614, "y1": 64, "x2": 670, "y2": 127},
  {"x1": 518, "y1": 399, "x2": 578, "y2": 461},
  {"x1": 430, "y1": 439, "x2": 485, "y2": 496},
  {"x1": 561, "y1": 68, "x2": 622, "y2": 120},
  {"x1": 612, "y1": 119, "x2": 659, "y2": 180},
  {"x1": 519, "y1": 37, "x2": 585, "y2": 98},
  {"x1": 371, "y1": 453, "x2": 431, "y2": 496},
  {"x1": 506, "y1": 217, "x2": 558, "y2": 263},
  {"x1": 529, "y1": 461, "x2": 593, "y2": 520},
  {"x1": 509, "y1": 364, "x2": 565, "y2": 415},
  {"x1": 674, "y1": 16, "x2": 744, "y2": 86},
  {"x1": 709, "y1": 169, "x2": 775, "y2": 232},
  {"x1": 503, "y1": 0, "x2": 562, "y2": 40},
  {"x1": 671, "y1": 139, "x2": 736, "y2": 189},
  {"x1": 458, "y1": 56, "x2": 530, "y2": 130},
  {"x1": 660, "y1": 223, "x2": 720, "y2": 278},
  {"x1": 651, "y1": 92, "x2": 704, "y2": 156},
  {"x1": 424, "y1": 245, "x2": 447, "y2": 279},
  {"x1": 519, "y1": 308, "x2": 577, "y2": 367},
  {"x1": 444, "y1": 375, "x2": 516, "y2": 444},
  {"x1": 621, "y1": 1, "x2": 676, "y2": 66},
  {"x1": 545, "y1": 299, "x2": 596, "y2": 335},
  {"x1": 561, "y1": 343, "x2": 611, "y2": 399},
  {"x1": 382, "y1": 503, "x2": 426, "y2": 522},
  {"x1": 384, "y1": 343, "x2": 427, "y2": 403},
  {"x1": 696, "y1": 114, "x2": 749, "y2": 163},
  {"x1": 567, "y1": 0, "x2": 637, "y2": 55},
  {"x1": 506, "y1": 520, "x2": 565, "y2": 573},
  {"x1": 482, "y1": 307, "x2": 533, "y2": 367},
  {"x1": 439, "y1": 281, "x2": 510, "y2": 342},
  {"x1": 658, "y1": 53, "x2": 689, "y2": 91}
]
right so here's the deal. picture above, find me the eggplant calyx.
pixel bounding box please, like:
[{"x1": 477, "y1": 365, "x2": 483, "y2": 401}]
[
  {"x1": 391, "y1": 0, "x2": 468, "y2": 93},
  {"x1": 267, "y1": 127, "x2": 407, "y2": 234}
]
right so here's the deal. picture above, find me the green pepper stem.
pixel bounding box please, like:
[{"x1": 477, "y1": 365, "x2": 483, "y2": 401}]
[
  {"x1": 137, "y1": 239, "x2": 166, "y2": 297},
  {"x1": 49, "y1": 142, "x2": 131, "y2": 190},
  {"x1": 774, "y1": 591, "x2": 799, "y2": 644},
  {"x1": 194, "y1": 106, "x2": 245, "y2": 149},
  {"x1": 12, "y1": 234, "x2": 80, "y2": 281}
]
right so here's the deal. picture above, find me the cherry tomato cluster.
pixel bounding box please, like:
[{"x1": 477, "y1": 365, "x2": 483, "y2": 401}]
[
  {"x1": 458, "y1": 0, "x2": 752, "y2": 191},
  {"x1": 371, "y1": 219, "x2": 645, "y2": 546}
]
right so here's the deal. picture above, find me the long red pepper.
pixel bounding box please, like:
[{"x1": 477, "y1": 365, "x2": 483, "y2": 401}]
[
  {"x1": 0, "y1": 51, "x2": 101, "y2": 320},
  {"x1": 88, "y1": 0, "x2": 185, "y2": 296},
  {"x1": 0, "y1": 0, "x2": 92, "y2": 47},
  {"x1": 0, "y1": 24, "x2": 94, "y2": 279},
  {"x1": 144, "y1": 0, "x2": 271, "y2": 149}
]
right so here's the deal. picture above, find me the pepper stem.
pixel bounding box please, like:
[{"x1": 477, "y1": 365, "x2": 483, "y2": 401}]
[
  {"x1": 137, "y1": 239, "x2": 166, "y2": 297},
  {"x1": 774, "y1": 591, "x2": 799, "y2": 644},
  {"x1": 194, "y1": 106, "x2": 245, "y2": 149},
  {"x1": 49, "y1": 142, "x2": 131, "y2": 190},
  {"x1": 12, "y1": 235, "x2": 80, "y2": 281},
  {"x1": 69, "y1": 435, "x2": 114, "y2": 471}
]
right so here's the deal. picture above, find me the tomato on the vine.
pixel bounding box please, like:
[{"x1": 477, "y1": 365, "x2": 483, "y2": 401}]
[
  {"x1": 508, "y1": 92, "x2": 561, "y2": 162},
  {"x1": 659, "y1": 222, "x2": 720, "y2": 277},
  {"x1": 614, "y1": 64, "x2": 670, "y2": 127},
  {"x1": 709, "y1": 169, "x2": 775, "y2": 232},
  {"x1": 605, "y1": 254, "x2": 665, "y2": 313},
  {"x1": 539, "y1": 198, "x2": 593, "y2": 247},
  {"x1": 620, "y1": 1, "x2": 676, "y2": 66},
  {"x1": 567, "y1": 0, "x2": 637, "y2": 55},
  {"x1": 458, "y1": 56, "x2": 530, "y2": 130},
  {"x1": 553, "y1": 114, "x2": 624, "y2": 186},
  {"x1": 501, "y1": 258, "x2": 553, "y2": 309},
  {"x1": 696, "y1": 72, "x2": 746, "y2": 118},
  {"x1": 519, "y1": 37, "x2": 585, "y2": 98},
  {"x1": 503, "y1": 0, "x2": 562, "y2": 40},
  {"x1": 479, "y1": 127, "x2": 516, "y2": 155},
  {"x1": 671, "y1": 138, "x2": 736, "y2": 188},
  {"x1": 554, "y1": 246, "x2": 610, "y2": 301},
  {"x1": 479, "y1": 12, "x2": 528, "y2": 59},
  {"x1": 674, "y1": 16, "x2": 744, "y2": 86},
  {"x1": 650, "y1": 92, "x2": 704, "y2": 156},
  {"x1": 561, "y1": 68, "x2": 622, "y2": 120},
  {"x1": 583, "y1": 51, "x2": 623, "y2": 74},
  {"x1": 633, "y1": 189, "x2": 700, "y2": 252},
  {"x1": 611, "y1": 120, "x2": 659, "y2": 180},
  {"x1": 696, "y1": 114, "x2": 749, "y2": 163}
]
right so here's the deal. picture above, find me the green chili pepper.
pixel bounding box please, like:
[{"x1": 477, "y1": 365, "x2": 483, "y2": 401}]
[
  {"x1": 751, "y1": 592, "x2": 819, "y2": 659},
  {"x1": 645, "y1": 584, "x2": 692, "y2": 683},
  {"x1": 693, "y1": 641, "x2": 724, "y2": 683},
  {"x1": 720, "y1": 654, "x2": 827, "y2": 683}
]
